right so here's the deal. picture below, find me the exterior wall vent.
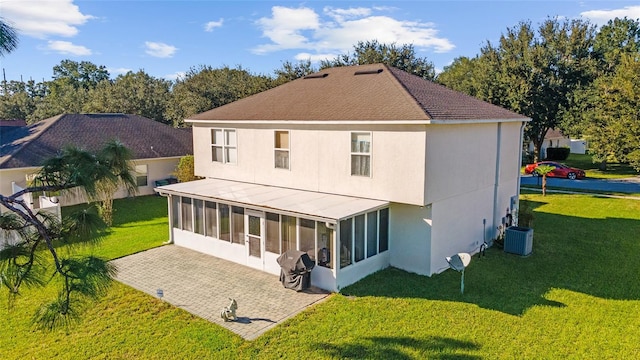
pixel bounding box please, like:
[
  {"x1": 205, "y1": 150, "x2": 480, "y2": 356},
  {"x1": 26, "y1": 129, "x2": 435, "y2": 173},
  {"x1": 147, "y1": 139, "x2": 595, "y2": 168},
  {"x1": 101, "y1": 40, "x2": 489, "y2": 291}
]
[
  {"x1": 303, "y1": 73, "x2": 329, "y2": 79},
  {"x1": 354, "y1": 69, "x2": 383, "y2": 75}
]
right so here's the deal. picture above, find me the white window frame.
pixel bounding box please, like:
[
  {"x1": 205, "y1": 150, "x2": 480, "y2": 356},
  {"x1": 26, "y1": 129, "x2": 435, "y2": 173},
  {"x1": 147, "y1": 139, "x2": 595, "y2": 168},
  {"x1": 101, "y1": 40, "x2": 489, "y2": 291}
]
[
  {"x1": 350, "y1": 132, "x2": 371, "y2": 177},
  {"x1": 211, "y1": 128, "x2": 237, "y2": 164},
  {"x1": 134, "y1": 164, "x2": 148, "y2": 187},
  {"x1": 274, "y1": 130, "x2": 290, "y2": 170}
]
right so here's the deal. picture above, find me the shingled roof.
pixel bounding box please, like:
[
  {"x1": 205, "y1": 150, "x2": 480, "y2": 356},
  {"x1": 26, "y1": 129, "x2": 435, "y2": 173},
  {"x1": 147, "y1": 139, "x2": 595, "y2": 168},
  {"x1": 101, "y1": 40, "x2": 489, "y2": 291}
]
[
  {"x1": 0, "y1": 113, "x2": 192, "y2": 169},
  {"x1": 188, "y1": 63, "x2": 528, "y2": 123}
]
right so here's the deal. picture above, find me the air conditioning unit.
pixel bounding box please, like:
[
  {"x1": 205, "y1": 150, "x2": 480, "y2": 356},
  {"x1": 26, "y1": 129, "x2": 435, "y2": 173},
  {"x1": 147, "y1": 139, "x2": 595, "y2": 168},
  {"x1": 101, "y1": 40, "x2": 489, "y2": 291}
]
[{"x1": 504, "y1": 226, "x2": 534, "y2": 256}]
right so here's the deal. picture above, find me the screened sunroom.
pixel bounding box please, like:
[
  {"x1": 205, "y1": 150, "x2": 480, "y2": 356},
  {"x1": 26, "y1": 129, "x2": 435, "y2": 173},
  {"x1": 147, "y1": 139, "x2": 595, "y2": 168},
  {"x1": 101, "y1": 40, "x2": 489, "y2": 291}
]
[{"x1": 156, "y1": 178, "x2": 390, "y2": 291}]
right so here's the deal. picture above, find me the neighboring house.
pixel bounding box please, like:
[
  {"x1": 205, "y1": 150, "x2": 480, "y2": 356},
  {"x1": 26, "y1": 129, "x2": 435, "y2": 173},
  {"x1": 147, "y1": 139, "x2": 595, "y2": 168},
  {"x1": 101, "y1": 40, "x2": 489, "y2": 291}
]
[
  {"x1": 529, "y1": 128, "x2": 588, "y2": 159},
  {"x1": 155, "y1": 64, "x2": 530, "y2": 292},
  {"x1": 0, "y1": 113, "x2": 192, "y2": 211}
]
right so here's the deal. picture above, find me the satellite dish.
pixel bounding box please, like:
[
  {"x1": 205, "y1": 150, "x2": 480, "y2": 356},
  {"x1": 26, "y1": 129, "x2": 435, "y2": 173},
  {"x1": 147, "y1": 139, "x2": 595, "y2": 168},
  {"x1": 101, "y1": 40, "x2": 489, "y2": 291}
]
[{"x1": 446, "y1": 253, "x2": 471, "y2": 294}]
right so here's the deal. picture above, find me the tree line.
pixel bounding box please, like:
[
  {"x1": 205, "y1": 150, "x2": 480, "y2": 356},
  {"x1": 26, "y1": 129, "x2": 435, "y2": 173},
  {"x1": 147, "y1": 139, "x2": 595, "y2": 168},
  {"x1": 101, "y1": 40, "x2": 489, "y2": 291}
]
[{"x1": 1, "y1": 17, "x2": 639, "y2": 171}]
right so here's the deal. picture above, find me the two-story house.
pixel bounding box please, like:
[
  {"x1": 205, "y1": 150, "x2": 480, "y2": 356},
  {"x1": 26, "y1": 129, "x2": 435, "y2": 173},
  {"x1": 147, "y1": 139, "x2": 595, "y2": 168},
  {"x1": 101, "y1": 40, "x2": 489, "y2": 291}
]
[{"x1": 155, "y1": 64, "x2": 530, "y2": 292}]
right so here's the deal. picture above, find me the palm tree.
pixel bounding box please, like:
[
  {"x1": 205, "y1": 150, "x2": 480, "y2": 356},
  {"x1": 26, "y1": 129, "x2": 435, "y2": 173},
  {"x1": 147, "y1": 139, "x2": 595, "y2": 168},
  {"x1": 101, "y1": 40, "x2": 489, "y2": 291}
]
[
  {"x1": 534, "y1": 165, "x2": 555, "y2": 196},
  {"x1": 0, "y1": 18, "x2": 19, "y2": 56},
  {"x1": 94, "y1": 139, "x2": 137, "y2": 226},
  {"x1": 0, "y1": 142, "x2": 137, "y2": 329}
]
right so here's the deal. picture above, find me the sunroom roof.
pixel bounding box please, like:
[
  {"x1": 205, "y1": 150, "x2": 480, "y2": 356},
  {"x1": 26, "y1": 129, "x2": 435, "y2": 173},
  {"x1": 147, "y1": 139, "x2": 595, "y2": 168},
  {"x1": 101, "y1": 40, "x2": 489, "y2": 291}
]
[{"x1": 155, "y1": 178, "x2": 389, "y2": 222}]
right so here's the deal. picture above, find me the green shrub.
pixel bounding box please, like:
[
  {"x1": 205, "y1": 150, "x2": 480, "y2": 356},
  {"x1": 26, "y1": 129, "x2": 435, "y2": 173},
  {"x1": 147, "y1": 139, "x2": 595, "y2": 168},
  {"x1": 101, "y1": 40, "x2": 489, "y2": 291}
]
[
  {"x1": 546, "y1": 147, "x2": 570, "y2": 160},
  {"x1": 173, "y1": 155, "x2": 201, "y2": 183}
]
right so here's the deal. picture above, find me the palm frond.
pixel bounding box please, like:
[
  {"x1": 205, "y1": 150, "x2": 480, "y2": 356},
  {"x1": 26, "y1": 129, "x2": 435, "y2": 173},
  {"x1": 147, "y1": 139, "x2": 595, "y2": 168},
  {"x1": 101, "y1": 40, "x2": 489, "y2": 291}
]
[
  {"x1": 60, "y1": 256, "x2": 116, "y2": 298},
  {"x1": 0, "y1": 242, "x2": 46, "y2": 308},
  {"x1": 60, "y1": 205, "x2": 106, "y2": 246},
  {"x1": 31, "y1": 296, "x2": 81, "y2": 331}
]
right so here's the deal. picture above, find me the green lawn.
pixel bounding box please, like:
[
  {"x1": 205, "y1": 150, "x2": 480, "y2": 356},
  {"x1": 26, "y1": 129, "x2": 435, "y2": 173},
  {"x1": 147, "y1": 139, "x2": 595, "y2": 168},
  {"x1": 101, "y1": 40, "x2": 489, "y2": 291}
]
[
  {"x1": 550, "y1": 153, "x2": 637, "y2": 179},
  {"x1": 1, "y1": 194, "x2": 639, "y2": 359}
]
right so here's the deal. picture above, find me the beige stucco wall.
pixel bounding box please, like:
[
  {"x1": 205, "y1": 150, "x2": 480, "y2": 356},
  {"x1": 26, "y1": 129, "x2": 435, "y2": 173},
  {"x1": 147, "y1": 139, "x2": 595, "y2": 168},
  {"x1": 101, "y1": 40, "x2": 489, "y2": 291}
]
[
  {"x1": 133, "y1": 157, "x2": 181, "y2": 196},
  {"x1": 192, "y1": 123, "x2": 427, "y2": 205},
  {"x1": 424, "y1": 123, "x2": 500, "y2": 204},
  {"x1": 188, "y1": 120, "x2": 525, "y2": 278},
  {"x1": 389, "y1": 203, "x2": 432, "y2": 275},
  {"x1": 0, "y1": 167, "x2": 39, "y2": 213},
  {"x1": 425, "y1": 121, "x2": 524, "y2": 274}
]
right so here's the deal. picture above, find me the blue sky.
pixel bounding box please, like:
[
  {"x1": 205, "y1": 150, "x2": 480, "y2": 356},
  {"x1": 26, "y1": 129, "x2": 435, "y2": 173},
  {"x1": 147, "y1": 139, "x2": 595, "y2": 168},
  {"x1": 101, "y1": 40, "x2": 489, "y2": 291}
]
[{"x1": 1, "y1": 1, "x2": 639, "y2": 82}]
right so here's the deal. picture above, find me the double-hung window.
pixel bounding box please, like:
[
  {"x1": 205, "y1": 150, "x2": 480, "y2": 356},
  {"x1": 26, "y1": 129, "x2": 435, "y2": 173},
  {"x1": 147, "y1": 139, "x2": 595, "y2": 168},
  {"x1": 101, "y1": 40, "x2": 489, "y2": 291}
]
[
  {"x1": 274, "y1": 130, "x2": 290, "y2": 169},
  {"x1": 351, "y1": 132, "x2": 371, "y2": 176},
  {"x1": 135, "y1": 164, "x2": 148, "y2": 186},
  {"x1": 211, "y1": 129, "x2": 237, "y2": 164}
]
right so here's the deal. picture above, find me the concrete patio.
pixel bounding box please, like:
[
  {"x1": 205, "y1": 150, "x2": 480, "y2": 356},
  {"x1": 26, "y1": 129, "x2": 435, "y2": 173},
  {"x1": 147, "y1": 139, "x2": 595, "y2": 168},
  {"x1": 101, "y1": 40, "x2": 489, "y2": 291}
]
[{"x1": 111, "y1": 245, "x2": 331, "y2": 340}]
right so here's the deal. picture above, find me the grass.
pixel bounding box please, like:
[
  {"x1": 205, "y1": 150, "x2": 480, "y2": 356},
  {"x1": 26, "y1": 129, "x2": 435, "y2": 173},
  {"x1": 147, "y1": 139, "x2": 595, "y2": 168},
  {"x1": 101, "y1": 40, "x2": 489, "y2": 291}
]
[
  {"x1": 2, "y1": 194, "x2": 640, "y2": 358},
  {"x1": 547, "y1": 153, "x2": 637, "y2": 179},
  {"x1": 60, "y1": 196, "x2": 169, "y2": 259}
]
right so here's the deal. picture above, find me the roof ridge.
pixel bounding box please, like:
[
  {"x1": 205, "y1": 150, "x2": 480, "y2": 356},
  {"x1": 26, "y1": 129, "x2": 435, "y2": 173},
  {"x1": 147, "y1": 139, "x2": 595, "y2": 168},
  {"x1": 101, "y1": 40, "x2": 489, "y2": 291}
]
[
  {"x1": 385, "y1": 65, "x2": 434, "y2": 120},
  {"x1": 0, "y1": 114, "x2": 63, "y2": 167}
]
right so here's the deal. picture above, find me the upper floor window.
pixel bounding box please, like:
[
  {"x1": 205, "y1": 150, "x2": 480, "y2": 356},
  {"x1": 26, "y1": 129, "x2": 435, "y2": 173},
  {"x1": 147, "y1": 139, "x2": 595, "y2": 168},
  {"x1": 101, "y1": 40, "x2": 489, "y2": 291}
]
[
  {"x1": 274, "y1": 130, "x2": 290, "y2": 169},
  {"x1": 211, "y1": 129, "x2": 237, "y2": 164},
  {"x1": 351, "y1": 132, "x2": 371, "y2": 177}
]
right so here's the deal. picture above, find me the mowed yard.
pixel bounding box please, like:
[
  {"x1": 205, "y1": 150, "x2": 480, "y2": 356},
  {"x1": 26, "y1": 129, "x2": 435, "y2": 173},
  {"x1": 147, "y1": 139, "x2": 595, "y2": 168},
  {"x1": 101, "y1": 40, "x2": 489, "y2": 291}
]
[{"x1": 1, "y1": 194, "x2": 639, "y2": 359}]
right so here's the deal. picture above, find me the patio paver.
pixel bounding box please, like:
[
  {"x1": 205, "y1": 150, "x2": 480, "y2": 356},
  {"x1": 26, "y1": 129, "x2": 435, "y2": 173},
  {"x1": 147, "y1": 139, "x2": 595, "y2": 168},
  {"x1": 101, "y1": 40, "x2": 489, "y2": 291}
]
[{"x1": 111, "y1": 245, "x2": 331, "y2": 340}]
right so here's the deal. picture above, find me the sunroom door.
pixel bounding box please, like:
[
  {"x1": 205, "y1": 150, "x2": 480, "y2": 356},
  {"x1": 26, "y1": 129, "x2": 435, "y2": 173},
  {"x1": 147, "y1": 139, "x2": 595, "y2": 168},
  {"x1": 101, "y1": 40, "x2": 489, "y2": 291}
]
[{"x1": 245, "y1": 209, "x2": 264, "y2": 270}]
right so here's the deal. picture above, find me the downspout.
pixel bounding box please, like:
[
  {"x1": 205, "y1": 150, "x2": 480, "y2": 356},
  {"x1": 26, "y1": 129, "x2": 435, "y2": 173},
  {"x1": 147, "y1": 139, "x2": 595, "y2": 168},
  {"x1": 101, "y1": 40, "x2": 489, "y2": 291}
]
[
  {"x1": 492, "y1": 123, "x2": 502, "y2": 242},
  {"x1": 161, "y1": 193, "x2": 174, "y2": 244},
  {"x1": 516, "y1": 121, "x2": 527, "y2": 224}
]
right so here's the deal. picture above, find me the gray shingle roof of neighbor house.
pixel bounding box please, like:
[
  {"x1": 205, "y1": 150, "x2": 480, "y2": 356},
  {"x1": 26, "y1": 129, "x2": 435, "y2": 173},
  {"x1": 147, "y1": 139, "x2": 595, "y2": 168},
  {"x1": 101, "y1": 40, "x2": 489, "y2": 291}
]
[
  {"x1": 188, "y1": 63, "x2": 530, "y2": 123},
  {"x1": 0, "y1": 113, "x2": 193, "y2": 169}
]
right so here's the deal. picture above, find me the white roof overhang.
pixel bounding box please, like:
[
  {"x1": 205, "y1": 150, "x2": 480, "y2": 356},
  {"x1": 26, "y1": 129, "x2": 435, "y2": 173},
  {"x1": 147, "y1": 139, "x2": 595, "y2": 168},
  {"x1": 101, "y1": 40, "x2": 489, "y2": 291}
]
[
  {"x1": 155, "y1": 178, "x2": 389, "y2": 222},
  {"x1": 186, "y1": 118, "x2": 531, "y2": 126}
]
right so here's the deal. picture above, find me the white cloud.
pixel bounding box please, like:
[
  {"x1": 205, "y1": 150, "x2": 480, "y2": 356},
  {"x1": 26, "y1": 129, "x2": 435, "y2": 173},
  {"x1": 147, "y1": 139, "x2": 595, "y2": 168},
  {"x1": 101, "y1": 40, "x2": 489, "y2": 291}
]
[
  {"x1": 144, "y1": 42, "x2": 177, "y2": 58},
  {"x1": 45, "y1": 40, "x2": 92, "y2": 55},
  {"x1": 253, "y1": 6, "x2": 320, "y2": 54},
  {"x1": 108, "y1": 67, "x2": 133, "y2": 76},
  {"x1": 205, "y1": 19, "x2": 224, "y2": 32},
  {"x1": 580, "y1": 5, "x2": 640, "y2": 25},
  {"x1": 1, "y1": 0, "x2": 93, "y2": 38},
  {"x1": 252, "y1": 5, "x2": 454, "y2": 56},
  {"x1": 294, "y1": 52, "x2": 337, "y2": 63},
  {"x1": 164, "y1": 71, "x2": 186, "y2": 81},
  {"x1": 323, "y1": 6, "x2": 372, "y2": 22}
]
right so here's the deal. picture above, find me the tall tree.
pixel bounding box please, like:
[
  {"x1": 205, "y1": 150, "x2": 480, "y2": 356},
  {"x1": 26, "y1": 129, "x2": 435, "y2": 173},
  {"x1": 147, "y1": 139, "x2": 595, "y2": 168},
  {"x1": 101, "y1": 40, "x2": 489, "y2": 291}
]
[
  {"x1": 0, "y1": 79, "x2": 45, "y2": 120},
  {"x1": 84, "y1": 71, "x2": 172, "y2": 124},
  {"x1": 273, "y1": 60, "x2": 316, "y2": 85},
  {"x1": 166, "y1": 65, "x2": 273, "y2": 127},
  {"x1": 28, "y1": 60, "x2": 110, "y2": 122},
  {"x1": 436, "y1": 56, "x2": 482, "y2": 96},
  {"x1": 0, "y1": 142, "x2": 137, "y2": 329},
  {"x1": 0, "y1": 17, "x2": 19, "y2": 56},
  {"x1": 455, "y1": 19, "x2": 597, "y2": 161},
  {"x1": 28, "y1": 80, "x2": 88, "y2": 122},
  {"x1": 582, "y1": 54, "x2": 640, "y2": 172},
  {"x1": 320, "y1": 40, "x2": 436, "y2": 80},
  {"x1": 593, "y1": 17, "x2": 640, "y2": 75},
  {"x1": 560, "y1": 18, "x2": 640, "y2": 170},
  {"x1": 52, "y1": 60, "x2": 110, "y2": 90}
]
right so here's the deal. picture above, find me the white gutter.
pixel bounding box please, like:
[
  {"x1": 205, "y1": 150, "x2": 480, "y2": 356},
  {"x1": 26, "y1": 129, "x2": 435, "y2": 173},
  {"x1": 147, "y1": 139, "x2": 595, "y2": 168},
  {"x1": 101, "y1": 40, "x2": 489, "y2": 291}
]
[{"x1": 185, "y1": 118, "x2": 529, "y2": 126}]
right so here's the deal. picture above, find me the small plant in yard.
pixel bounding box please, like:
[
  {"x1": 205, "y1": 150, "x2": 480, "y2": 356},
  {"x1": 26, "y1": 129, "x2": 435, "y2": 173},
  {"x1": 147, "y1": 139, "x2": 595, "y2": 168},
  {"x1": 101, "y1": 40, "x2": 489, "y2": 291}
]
[
  {"x1": 534, "y1": 164, "x2": 555, "y2": 196},
  {"x1": 173, "y1": 155, "x2": 202, "y2": 183},
  {"x1": 518, "y1": 198, "x2": 535, "y2": 227}
]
